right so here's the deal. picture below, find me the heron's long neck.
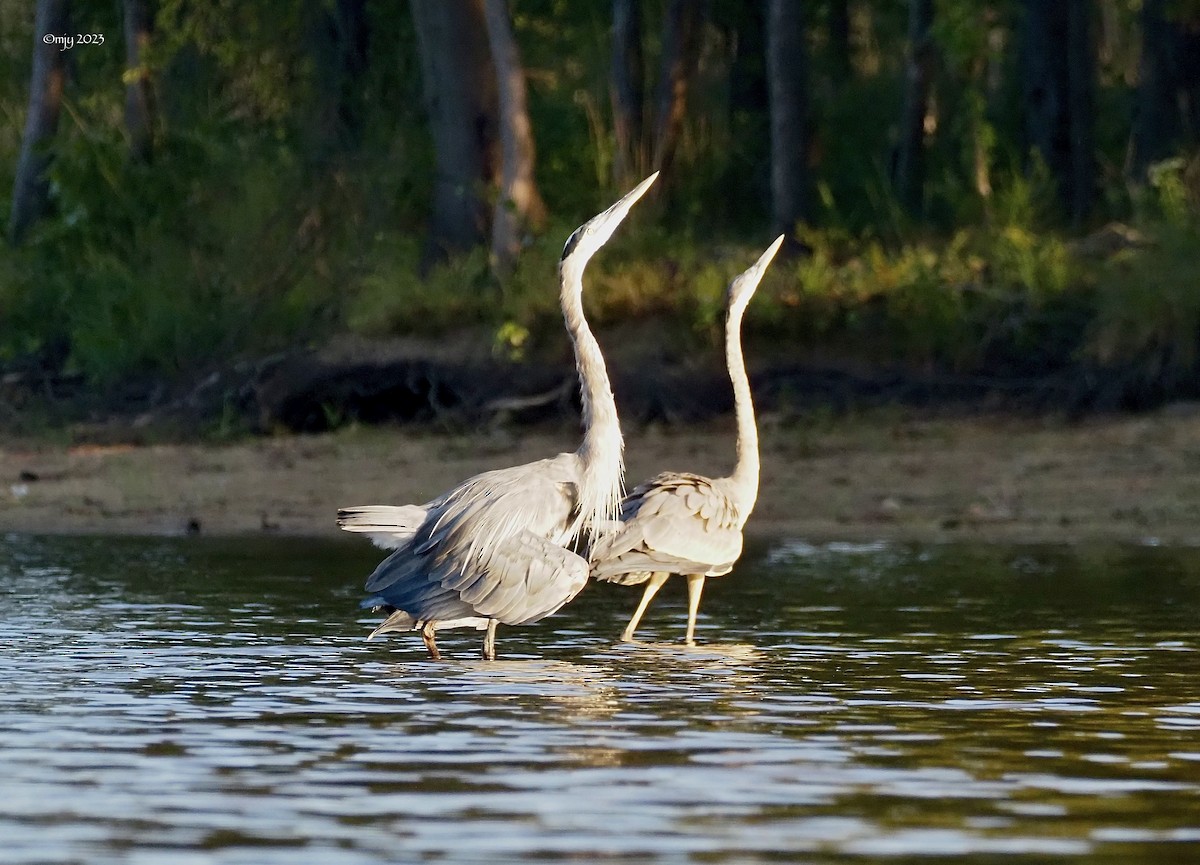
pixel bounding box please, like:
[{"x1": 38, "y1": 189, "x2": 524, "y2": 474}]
[
  {"x1": 561, "y1": 260, "x2": 624, "y2": 540},
  {"x1": 726, "y1": 302, "x2": 759, "y2": 524}
]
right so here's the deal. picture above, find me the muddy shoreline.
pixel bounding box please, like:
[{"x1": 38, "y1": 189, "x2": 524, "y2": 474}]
[{"x1": 2, "y1": 407, "x2": 1197, "y2": 546}]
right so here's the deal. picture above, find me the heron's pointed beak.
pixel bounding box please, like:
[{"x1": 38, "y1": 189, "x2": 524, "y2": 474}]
[
  {"x1": 728, "y1": 234, "x2": 785, "y2": 308},
  {"x1": 567, "y1": 172, "x2": 660, "y2": 261},
  {"x1": 603, "y1": 171, "x2": 659, "y2": 223},
  {"x1": 751, "y1": 234, "x2": 786, "y2": 277}
]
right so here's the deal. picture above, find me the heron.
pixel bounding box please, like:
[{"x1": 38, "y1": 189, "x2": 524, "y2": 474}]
[
  {"x1": 337, "y1": 172, "x2": 657, "y2": 660},
  {"x1": 589, "y1": 235, "x2": 784, "y2": 645}
]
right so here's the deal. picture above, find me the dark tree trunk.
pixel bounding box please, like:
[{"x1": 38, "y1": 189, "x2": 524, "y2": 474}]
[
  {"x1": 482, "y1": 0, "x2": 546, "y2": 274},
  {"x1": 1021, "y1": 0, "x2": 1094, "y2": 225},
  {"x1": 309, "y1": 0, "x2": 369, "y2": 155},
  {"x1": 611, "y1": 0, "x2": 645, "y2": 186},
  {"x1": 1132, "y1": 0, "x2": 1176, "y2": 176},
  {"x1": 410, "y1": 0, "x2": 498, "y2": 263},
  {"x1": 971, "y1": 9, "x2": 1001, "y2": 215},
  {"x1": 1021, "y1": 1, "x2": 1067, "y2": 176},
  {"x1": 123, "y1": 0, "x2": 155, "y2": 162},
  {"x1": 9, "y1": 0, "x2": 70, "y2": 245},
  {"x1": 892, "y1": 0, "x2": 934, "y2": 214},
  {"x1": 765, "y1": 0, "x2": 809, "y2": 235},
  {"x1": 1066, "y1": 0, "x2": 1094, "y2": 225},
  {"x1": 334, "y1": 0, "x2": 369, "y2": 138},
  {"x1": 1131, "y1": 0, "x2": 1200, "y2": 179},
  {"x1": 828, "y1": 0, "x2": 851, "y2": 82},
  {"x1": 728, "y1": 1, "x2": 768, "y2": 114},
  {"x1": 650, "y1": 0, "x2": 707, "y2": 177}
]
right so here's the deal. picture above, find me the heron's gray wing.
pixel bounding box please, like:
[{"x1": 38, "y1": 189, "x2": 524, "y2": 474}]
[
  {"x1": 453, "y1": 529, "x2": 589, "y2": 625},
  {"x1": 591, "y1": 472, "x2": 743, "y2": 580},
  {"x1": 367, "y1": 608, "x2": 417, "y2": 639},
  {"x1": 338, "y1": 504, "x2": 429, "y2": 549},
  {"x1": 361, "y1": 550, "x2": 480, "y2": 621},
  {"x1": 362, "y1": 454, "x2": 583, "y2": 624}
]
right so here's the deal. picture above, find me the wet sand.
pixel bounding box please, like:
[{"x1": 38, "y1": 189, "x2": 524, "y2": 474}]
[{"x1": 1, "y1": 408, "x2": 1198, "y2": 545}]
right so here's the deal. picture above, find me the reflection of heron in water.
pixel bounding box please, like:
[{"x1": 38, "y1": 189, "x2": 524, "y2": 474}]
[
  {"x1": 590, "y1": 237, "x2": 783, "y2": 645},
  {"x1": 337, "y1": 174, "x2": 658, "y2": 661},
  {"x1": 379, "y1": 658, "x2": 624, "y2": 750}
]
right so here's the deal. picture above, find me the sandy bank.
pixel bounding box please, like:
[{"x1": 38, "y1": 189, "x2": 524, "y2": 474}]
[{"x1": 1, "y1": 409, "x2": 1198, "y2": 545}]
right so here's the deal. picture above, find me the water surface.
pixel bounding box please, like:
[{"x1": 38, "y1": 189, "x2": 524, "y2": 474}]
[{"x1": 2, "y1": 534, "x2": 1198, "y2": 864}]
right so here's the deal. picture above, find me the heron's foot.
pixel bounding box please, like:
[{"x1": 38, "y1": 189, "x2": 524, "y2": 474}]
[
  {"x1": 421, "y1": 622, "x2": 442, "y2": 660},
  {"x1": 481, "y1": 619, "x2": 498, "y2": 661},
  {"x1": 684, "y1": 639, "x2": 697, "y2": 647},
  {"x1": 619, "y1": 629, "x2": 637, "y2": 643}
]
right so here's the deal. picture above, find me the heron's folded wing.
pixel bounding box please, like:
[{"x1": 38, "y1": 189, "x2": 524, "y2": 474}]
[
  {"x1": 361, "y1": 456, "x2": 584, "y2": 625},
  {"x1": 592, "y1": 473, "x2": 743, "y2": 578},
  {"x1": 337, "y1": 504, "x2": 429, "y2": 549},
  {"x1": 455, "y1": 530, "x2": 589, "y2": 626},
  {"x1": 361, "y1": 549, "x2": 479, "y2": 621}
]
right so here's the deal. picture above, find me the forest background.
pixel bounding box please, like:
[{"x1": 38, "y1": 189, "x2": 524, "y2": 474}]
[{"x1": 2, "y1": 0, "x2": 1200, "y2": 438}]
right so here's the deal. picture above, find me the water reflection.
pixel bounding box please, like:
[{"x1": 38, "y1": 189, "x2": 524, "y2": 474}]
[{"x1": 1, "y1": 534, "x2": 1198, "y2": 863}]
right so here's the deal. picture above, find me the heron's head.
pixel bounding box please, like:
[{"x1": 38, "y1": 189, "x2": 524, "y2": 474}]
[
  {"x1": 727, "y1": 235, "x2": 785, "y2": 315},
  {"x1": 561, "y1": 172, "x2": 659, "y2": 274}
]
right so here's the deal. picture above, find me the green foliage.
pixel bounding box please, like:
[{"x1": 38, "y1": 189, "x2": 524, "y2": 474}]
[
  {"x1": 1135, "y1": 157, "x2": 1199, "y2": 228},
  {"x1": 1, "y1": 0, "x2": 1198, "y2": 408},
  {"x1": 1088, "y1": 224, "x2": 1200, "y2": 377},
  {"x1": 1088, "y1": 159, "x2": 1200, "y2": 378},
  {"x1": 2, "y1": 113, "x2": 344, "y2": 383},
  {"x1": 988, "y1": 225, "x2": 1074, "y2": 298},
  {"x1": 347, "y1": 238, "x2": 494, "y2": 337},
  {"x1": 1, "y1": 0, "x2": 427, "y2": 385}
]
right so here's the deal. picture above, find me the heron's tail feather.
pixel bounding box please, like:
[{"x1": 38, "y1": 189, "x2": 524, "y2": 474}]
[
  {"x1": 338, "y1": 504, "x2": 428, "y2": 550},
  {"x1": 367, "y1": 608, "x2": 418, "y2": 640}
]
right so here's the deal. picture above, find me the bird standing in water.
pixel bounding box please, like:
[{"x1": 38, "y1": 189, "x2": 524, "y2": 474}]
[
  {"x1": 339, "y1": 174, "x2": 658, "y2": 660},
  {"x1": 590, "y1": 236, "x2": 784, "y2": 645}
]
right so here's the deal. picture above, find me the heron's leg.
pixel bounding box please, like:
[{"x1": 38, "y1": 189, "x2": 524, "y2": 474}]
[
  {"x1": 684, "y1": 575, "x2": 706, "y2": 646},
  {"x1": 620, "y1": 572, "x2": 669, "y2": 642},
  {"x1": 481, "y1": 619, "x2": 498, "y2": 661},
  {"x1": 420, "y1": 621, "x2": 442, "y2": 660}
]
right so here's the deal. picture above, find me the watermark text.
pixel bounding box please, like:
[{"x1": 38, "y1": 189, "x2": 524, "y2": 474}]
[{"x1": 43, "y1": 33, "x2": 105, "y2": 51}]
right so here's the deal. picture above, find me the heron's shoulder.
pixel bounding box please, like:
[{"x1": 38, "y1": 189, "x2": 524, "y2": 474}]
[
  {"x1": 440, "y1": 453, "x2": 580, "y2": 501},
  {"x1": 625, "y1": 471, "x2": 739, "y2": 526},
  {"x1": 629, "y1": 471, "x2": 724, "y2": 502}
]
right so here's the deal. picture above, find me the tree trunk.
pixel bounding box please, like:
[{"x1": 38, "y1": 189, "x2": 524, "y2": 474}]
[
  {"x1": 892, "y1": 0, "x2": 934, "y2": 214},
  {"x1": 1066, "y1": 0, "x2": 1094, "y2": 226},
  {"x1": 336, "y1": 0, "x2": 369, "y2": 122},
  {"x1": 9, "y1": 0, "x2": 70, "y2": 245},
  {"x1": 1021, "y1": 0, "x2": 1067, "y2": 178},
  {"x1": 1132, "y1": 0, "x2": 1176, "y2": 177},
  {"x1": 650, "y1": 0, "x2": 707, "y2": 177},
  {"x1": 1130, "y1": 0, "x2": 1200, "y2": 180},
  {"x1": 765, "y1": 0, "x2": 808, "y2": 235},
  {"x1": 1021, "y1": 0, "x2": 1094, "y2": 225},
  {"x1": 308, "y1": 0, "x2": 369, "y2": 156},
  {"x1": 409, "y1": 0, "x2": 498, "y2": 264},
  {"x1": 611, "y1": 0, "x2": 645, "y2": 186},
  {"x1": 828, "y1": 0, "x2": 851, "y2": 82},
  {"x1": 123, "y1": 0, "x2": 155, "y2": 162},
  {"x1": 482, "y1": 0, "x2": 547, "y2": 274}
]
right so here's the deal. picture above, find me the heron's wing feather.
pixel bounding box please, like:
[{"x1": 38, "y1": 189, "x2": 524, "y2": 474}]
[
  {"x1": 458, "y1": 530, "x2": 590, "y2": 624},
  {"x1": 362, "y1": 551, "x2": 478, "y2": 620},
  {"x1": 591, "y1": 472, "x2": 743, "y2": 580},
  {"x1": 367, "y1": 609, "x2": 417, "y2": 639},
  {"x1": 362, "y1": 455, "x2": 584, "y2": 625},
  {"x1": 338, "y1": 504, "x2": 429, "y2": 549}
]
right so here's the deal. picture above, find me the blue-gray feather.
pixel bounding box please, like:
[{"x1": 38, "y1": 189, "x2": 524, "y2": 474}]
[{"x1": 360, "y1": 453, "x2": 589, "y2": 626}]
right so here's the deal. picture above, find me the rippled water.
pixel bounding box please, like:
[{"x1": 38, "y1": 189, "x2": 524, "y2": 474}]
[{"x1": 1, "y1": 534, "x2": 1199, "y2": 864}]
